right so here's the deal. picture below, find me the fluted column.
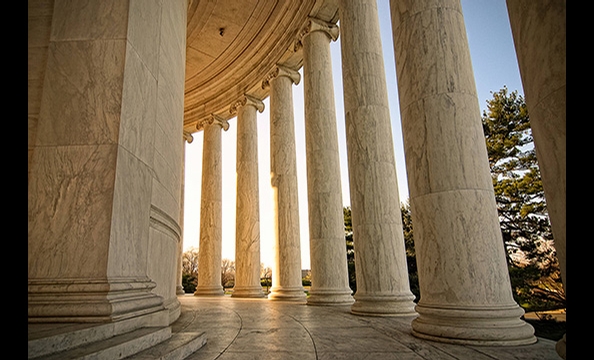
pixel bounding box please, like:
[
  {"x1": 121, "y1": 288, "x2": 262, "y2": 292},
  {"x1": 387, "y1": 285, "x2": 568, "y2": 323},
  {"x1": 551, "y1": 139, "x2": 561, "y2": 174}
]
[
  {"x1": 298, "y1": 18, "x2": 354, "y2": 306},
  {"x1": 194, "y1": 115, "x2": 229, "y2": 296},
  {"x1": 338, "y1": 0, "x2": 416, "y2": 316},
  {"x1": 390, "y1": 0, "x2": 535, "y2": 345},
  {"x1": 230, "y1": 95, "x2": 266, "y2": 298},
  {"x1": 177, "y1": 131, "x2": 194, "y2": 295},
  {"x1": 263, "y1": 65, "x2": 307, "y2": 302},
  {"x1": 506, "y1": 1, "x2": 566, "y2": 355}
]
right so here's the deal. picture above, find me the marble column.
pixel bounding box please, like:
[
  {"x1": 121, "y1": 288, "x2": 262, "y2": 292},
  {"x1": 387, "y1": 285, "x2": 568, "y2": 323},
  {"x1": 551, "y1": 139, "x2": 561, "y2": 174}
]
[
  {"x1": 177, "y1": 131, "x2": 194, "y2": 295},
  {"x1": 390, "y1": 0, "x2": 535, "y2": 345},
  {"x1": 506, "y1": 1, "x2": 566, "y2": 356},
  {"x1": 263, "y1": 65, "x2": 307, "y2": 302},
  {"x1": 338, "y1": 0, "x2": 416, "y2": 316},
  {"x1": 194, "y1": 115, "x2": 229, "y2": 296},
  {"x1": 298, "y1": 18, "x2": 354, "y2": 306},
  {"x1": 230, "y1": 95, "x2": 266, "y2": 298},
  {"x1": 28, "y1": 0, "x2": 188, "y2": 324}
]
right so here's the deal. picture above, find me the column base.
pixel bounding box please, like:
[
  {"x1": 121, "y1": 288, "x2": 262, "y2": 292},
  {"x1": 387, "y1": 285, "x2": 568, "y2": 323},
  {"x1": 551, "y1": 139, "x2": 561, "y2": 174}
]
[
  {"x1": 268, "y1": 286, "x2": 307, "y2": 302},
  {"x1": 194, "y1": 285, "x2": 224, "y2": 296},
  {"x1": 164, "y1": 297, "x2": 181, "y2": 325},
  {"x1": 411, "y1": 303, "x2": 537, "y2": 346},
  {"x1": 231, "y1": 286, "x2": 266, "y2": 298},
  {"x1": 28, "y1": 277, "x2": 165, "y2": 323},
  {"x1": 176, "y1": 285, "x2": 185, "y2": 296},
  {"x1": 307, "y1": 288, "x2": 354, "y2": 306},
  {"x1": 351, "y1": 293, "x2": 417, "y2": 317}
]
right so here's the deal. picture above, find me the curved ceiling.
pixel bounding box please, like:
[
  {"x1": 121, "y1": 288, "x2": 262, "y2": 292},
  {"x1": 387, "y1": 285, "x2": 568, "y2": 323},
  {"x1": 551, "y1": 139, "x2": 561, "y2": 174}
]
[{"x1": 183, "y1": 0, "x2": 338, "y2": 132}]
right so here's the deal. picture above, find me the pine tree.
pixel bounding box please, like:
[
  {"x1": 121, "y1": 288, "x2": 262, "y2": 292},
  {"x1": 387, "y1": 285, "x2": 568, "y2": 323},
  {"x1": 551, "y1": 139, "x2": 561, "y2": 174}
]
[{"x1": 482, "y1": 87, "x2": 564, "y2": 310}]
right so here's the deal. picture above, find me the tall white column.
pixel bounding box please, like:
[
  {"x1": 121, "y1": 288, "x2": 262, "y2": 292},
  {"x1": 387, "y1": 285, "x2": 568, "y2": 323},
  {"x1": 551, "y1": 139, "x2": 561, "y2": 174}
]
[
  {"x1": 231, "y1": 95, "x2": 266, "y2": 298},
  {"x1": 298, "y1": 18, "x2": 354, "y2": 306},
  {"x1": 263, "y1": 65, "x2": 307, "y2": 302},
  {"x1": 177, "y1": 131, "x2": 194, "y2": 295},
  {"x1": 390, "y1": 0, "x2": 535, "y2": 345},
  {"x1": 506, "y1": 1, "x2": 566, "y2": 355},
  {"x1": 338, "y1": 0, "x2": 416, "y2": 316},
  {"x1": 194, "y1": 115, "x2": 229, "y2": 296}
]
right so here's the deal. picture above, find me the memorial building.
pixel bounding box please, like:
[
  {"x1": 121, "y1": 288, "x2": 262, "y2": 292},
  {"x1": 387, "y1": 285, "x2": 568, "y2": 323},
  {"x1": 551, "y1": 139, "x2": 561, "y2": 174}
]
[{"x1": 28, "y1": 0, "x2": 565, "y2": 358}]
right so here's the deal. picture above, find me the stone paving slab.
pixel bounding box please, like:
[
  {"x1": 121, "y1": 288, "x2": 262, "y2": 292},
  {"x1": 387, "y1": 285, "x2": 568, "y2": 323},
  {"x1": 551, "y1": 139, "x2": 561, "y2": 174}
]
[{"x1": 176, "y1": 295, "x2": 561, "y2": 360}]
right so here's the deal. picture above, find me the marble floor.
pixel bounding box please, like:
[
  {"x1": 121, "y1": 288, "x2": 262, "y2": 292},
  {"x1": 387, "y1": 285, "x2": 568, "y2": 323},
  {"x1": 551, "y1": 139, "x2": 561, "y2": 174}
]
[{"x1": 175, "y1": 295, "x2": 561, "y2": 360}]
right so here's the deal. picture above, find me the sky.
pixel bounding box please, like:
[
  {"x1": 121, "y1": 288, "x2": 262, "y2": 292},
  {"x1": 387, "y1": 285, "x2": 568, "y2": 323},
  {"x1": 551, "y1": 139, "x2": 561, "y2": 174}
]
[{"x1": 182, "y1": 0, "x2": 525, "y2": 269}]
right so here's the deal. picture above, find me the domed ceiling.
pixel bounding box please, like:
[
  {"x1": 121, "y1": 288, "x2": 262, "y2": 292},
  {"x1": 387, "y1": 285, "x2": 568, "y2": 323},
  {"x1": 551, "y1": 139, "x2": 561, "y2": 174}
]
[{"x1": 183, "y1": 0, "x2": 338, "y2": 132}]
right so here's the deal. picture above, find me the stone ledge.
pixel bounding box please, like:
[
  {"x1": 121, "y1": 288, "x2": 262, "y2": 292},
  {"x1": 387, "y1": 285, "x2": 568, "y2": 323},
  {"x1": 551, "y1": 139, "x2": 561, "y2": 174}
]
[{"x1": 29, "y1": 326, "x2": 171, "y2": 360}]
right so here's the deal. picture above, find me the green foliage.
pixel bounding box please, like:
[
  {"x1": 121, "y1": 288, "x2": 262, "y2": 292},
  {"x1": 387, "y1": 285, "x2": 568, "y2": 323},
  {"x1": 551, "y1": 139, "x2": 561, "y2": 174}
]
[
  {"x1": 182, "y1": 273, "x2": 197, "y2": 293},
  {"x1": 482, "y1": 87, "x2": 550, "y2": 252},
  {"x1": 343, "y1": 204, "x2": 418, "y2": 300},
  {"x1": 343, "y1": 207, "x2": 356, "y2": 293},
  {"x1": 260, "y1": 265, "x2": 272, "y2": 293},
  {"x1": 482, "y1": 87, "x2": 564, "y2": 310},
  {"x1": 400, "y1": 201, "x2": 419, "y2": 302},
  {"x1": 182, "y1": 247, "x2": 199, "y2": 293}
]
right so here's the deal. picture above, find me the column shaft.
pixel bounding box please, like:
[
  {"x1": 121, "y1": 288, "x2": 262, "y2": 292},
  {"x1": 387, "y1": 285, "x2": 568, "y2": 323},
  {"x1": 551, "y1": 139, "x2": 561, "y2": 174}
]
[
  {"x1": 338, "y1": 0, "x2": 416, "y2": 316},
  {"x1": 390, "y1": 0, "x2": 535, "y2": 345},
  {"x1": 506, "y1": 1, "x2": 566, "y2": 356},
  {"x1": 195, "y1": 116, "x2": 228, "y2": 296},
  {"x1": 266, "y1": 66, "x2": 307, "y2": 302},
  {"x1": 232, "y1": 96, "x2": 266, "y2": 298},
  {"x1": 28, "y1": 0, "x2": 188, "y2": 324},
  {"x1": 301, "y1": 19, "x2": 354, "y2": 306},
  {"x1": 177, "y1": 132, "x2": 194, "y2": 295}
]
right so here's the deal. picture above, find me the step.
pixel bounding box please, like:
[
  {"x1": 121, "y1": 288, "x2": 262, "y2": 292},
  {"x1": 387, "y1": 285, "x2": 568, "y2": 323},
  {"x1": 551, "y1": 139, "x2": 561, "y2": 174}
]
[
  {"x1": 28, "y1": 323, "x2": 113, "y2": 359},
  {"x1": 30, "y1": 327, "x2": 172, "y2": 360},
  {"x1": 124, "y1": 331, "x2": 207, "y2": 360},
  {"x1": 29, "y1": 309, "x2": 170, "y2": 359}
]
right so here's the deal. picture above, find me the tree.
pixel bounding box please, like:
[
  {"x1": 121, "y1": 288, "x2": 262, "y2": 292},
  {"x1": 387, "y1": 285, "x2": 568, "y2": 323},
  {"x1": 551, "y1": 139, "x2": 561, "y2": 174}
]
[
  {"x1": 182, "y1": 247, "x2": 200, "y2": 293},
  {"x1": 343, "y1": 205, "x2": 417, "y2": 298},
  {"x1": 260, "y1": 264, "x2": 272, "y2": 293},
  {"x1": 221, "y1": 258, "x2": 235, "y2": 289},
  {"x1": 482, "y1": 87, "x2": 564, "y2": 310},
  {"x1": 400, "y1": 201, "x2": 419, "y2": 302},
  {"x1": 343, "y1": 207, "x2": 356, "y2": 293}
]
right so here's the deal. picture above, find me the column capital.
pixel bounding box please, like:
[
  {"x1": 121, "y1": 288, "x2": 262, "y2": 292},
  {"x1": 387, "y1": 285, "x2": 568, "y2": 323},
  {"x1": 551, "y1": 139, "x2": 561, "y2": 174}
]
[
  {"x1": 183, "y1": 130, "x2": 194, "y2": 143},
  {"x1": 294, "y1": 17, "x2": 339, "y2": 51},
  {"x1": 262, "y1": 64, "x2": 301, "y2": 89},
  {"x1": 230, "y1": 94, "x2": 265, "y2": 115},
  {"x1": 196, "y1": 114, "x2": 230, "y2": 132}
]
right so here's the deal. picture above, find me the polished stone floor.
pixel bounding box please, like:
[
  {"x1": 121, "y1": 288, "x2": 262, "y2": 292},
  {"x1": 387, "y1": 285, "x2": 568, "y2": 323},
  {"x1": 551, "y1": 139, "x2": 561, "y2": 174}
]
[{"x1": 176, "y1": 295, "x2": 560, "y2": 360}]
